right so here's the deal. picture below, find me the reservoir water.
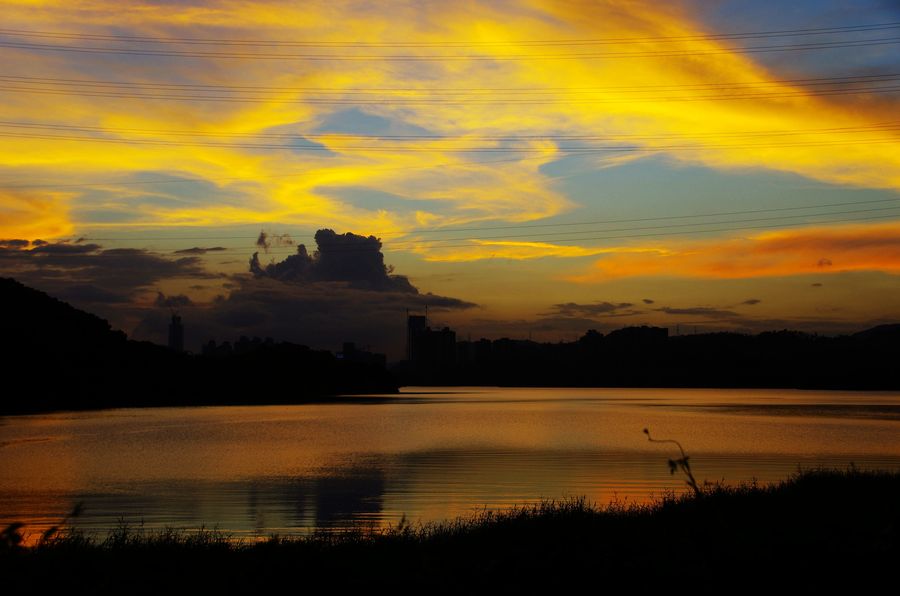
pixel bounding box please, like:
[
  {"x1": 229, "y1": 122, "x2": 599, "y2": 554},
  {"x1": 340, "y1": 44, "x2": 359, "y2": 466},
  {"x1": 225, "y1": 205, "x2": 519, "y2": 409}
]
[{"x1": 2, "y1": 387, "x2": 899, "y2": 540}]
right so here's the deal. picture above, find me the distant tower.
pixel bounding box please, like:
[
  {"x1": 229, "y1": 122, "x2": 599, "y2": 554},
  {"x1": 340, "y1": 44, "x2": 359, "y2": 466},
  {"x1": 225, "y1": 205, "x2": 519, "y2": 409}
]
[
  {"x1": 168, "y1": 313, "x2": 184, "y2": 353},
  {"x1": 407, "y1": 312, "x2": 428, "y2": 362}
]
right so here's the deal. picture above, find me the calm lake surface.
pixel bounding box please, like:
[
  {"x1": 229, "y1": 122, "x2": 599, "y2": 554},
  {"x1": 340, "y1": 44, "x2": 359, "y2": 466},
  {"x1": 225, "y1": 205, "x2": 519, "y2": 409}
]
[{"x1": 2, "y1": 387, "x2": 900, "y2": 540}]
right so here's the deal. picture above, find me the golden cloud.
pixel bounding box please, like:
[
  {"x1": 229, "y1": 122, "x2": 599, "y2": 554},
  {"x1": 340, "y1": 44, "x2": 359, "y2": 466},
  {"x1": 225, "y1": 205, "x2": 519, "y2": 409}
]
[
  {"x1": 0, "y1": 0, "x2": 897, "y2": 252},
  {"x1": 416, "y1": 239, "x2": 666, "y2": 262},
  {"x1": 0, "y1": 190, "x2": 73, "y2": 239}
]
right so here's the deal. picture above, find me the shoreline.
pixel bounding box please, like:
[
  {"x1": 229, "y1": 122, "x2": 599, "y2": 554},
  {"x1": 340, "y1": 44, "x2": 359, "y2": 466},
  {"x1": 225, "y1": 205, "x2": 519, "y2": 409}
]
[
  {"x1": 3, "y1": 383, "x2": 900, "y2": 417},
  {"x1": 3, "y1": 468, "x2": 898, "y2": 590}
]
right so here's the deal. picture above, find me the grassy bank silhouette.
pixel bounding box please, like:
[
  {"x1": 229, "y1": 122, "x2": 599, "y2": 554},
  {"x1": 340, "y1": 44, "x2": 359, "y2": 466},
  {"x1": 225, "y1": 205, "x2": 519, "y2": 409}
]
[{"x1": 2, "y1": 468, "x2": 898, "y2": 591}]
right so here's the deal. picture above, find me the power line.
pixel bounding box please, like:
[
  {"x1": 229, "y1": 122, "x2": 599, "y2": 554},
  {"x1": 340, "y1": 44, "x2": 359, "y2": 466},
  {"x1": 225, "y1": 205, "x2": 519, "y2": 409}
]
[
  {"x1": 397, "y1": 198, "x2": 900, "y2": 235},
  {"x1": 1, "y1": 21, "x2": 899, "y2": 47},
  {"x1": 2, "y1": 36, "x2": 899, "y2": 60},
  {"x1": 4, "y1": 71, "x2": 900, "y2": 93},
  {"x1": 387, "y1": 205, "x2": 900, "y2": 246},
  {"x1": 2, "y1": 119, "x2": 899, "y2": 141},
  {"x1": 23, "y1": 212, "x2": 900, "y2": 257},
  {"x1": 0, "y1": 154, "x2": 554, "y2": 191},
  {"x1": 3, "y1": 83, "x2": 900, "y2": 104},
  {"x1": 89, "y1": 204, "x2": 900, "y2": 253},
  {"x1": 393, "y1": 213, "x2": 900, "y2": 252},
  {"x1": 0, "y1": 129, "x2": 895, "y2": 151},
  {"x1": 79, "y1": 197, "x2": 900, "y2": 242}
]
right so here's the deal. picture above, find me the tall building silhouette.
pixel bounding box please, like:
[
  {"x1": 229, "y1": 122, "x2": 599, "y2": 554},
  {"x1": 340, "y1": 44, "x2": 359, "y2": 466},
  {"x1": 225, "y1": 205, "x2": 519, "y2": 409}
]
[
  {"x1": 407, "y1": 313, "x2": 428, "y2": 362},
  {"x1": 407, "y1": 311, "x2": 456, "y2": 369},
  {"x1": 168, "y1": 313, "x2": 184, "y2": 352}
]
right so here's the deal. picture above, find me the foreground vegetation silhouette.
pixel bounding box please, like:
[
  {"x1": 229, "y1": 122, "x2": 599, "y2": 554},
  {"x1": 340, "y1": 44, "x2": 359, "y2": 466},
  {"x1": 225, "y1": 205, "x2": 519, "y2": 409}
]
[
  {"x1": 2, "y1": 468, "x2": 897, "y2": 592},
  {"x1": 644, "y1": 427, "x2": 702, "y2": 497}
]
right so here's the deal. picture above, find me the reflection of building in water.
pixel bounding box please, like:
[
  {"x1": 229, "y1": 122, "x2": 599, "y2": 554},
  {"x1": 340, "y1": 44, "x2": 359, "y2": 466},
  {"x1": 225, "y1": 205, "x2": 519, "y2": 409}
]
[
  {"x1": 407, "y1": 311, "x2": 456, "y2": 370},
  {"x1": 313, "y1": 470, "x2": 386, "y2": 528},
  {"x1": 167, "y1": 313, "x2": 184, "y2": 352}
]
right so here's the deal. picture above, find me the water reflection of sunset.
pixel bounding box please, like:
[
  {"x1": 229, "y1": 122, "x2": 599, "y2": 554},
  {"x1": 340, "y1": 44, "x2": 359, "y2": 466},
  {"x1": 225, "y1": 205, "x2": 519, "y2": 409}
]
[{"x1": 3, "y1": 388, "x2": 899, "y2": 542}]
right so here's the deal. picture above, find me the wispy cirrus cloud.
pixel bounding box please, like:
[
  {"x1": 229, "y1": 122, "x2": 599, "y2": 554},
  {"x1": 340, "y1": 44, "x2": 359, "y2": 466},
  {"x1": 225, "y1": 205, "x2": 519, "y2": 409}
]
[{"x1": 0, "y1": 0, "x2": 897, "y2": 265}]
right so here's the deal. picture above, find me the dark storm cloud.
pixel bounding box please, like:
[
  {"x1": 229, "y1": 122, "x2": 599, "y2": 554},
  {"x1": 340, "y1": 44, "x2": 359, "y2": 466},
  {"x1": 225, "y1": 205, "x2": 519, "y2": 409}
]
[
  {"x1": 133, "y1": 276, "x2": 475, "y2": 358},
  {"x1": 642, "y1": 298, "x2": 655, "y2": 305},
  {"x1": 155, "y1": 292, "x2": 194, "y2": 308},
  {"x1": 658, "y1": 306, "x2": 739, "y2": 318},
  {"x1": 550, "y1": 301, "x2": 638, "y2": 318},
  {"x1": 250, "y1": 229, "x2": 418, "y2": 293},
  {"x1": 174, "y1": 246, "x2": 227, "y2": 255},
  {"x1": 30, "y1": 242, "x2": 102, "y2": 254},
  {"x1": 0, "y1": 241, "x2": 214, "y2": 301},
  {"x1": 130, "y1": 229, "x2": 476, "y2": 357},
  {"x1": 0, "y1": 239, "x2": 30, "y2": 248},
  {"x1": 256, "y1": 231, "x2": 268, "y2": 250},
  {"x1": 0, "y1": 240, "x2": 221, "y2": 339},
  {"x1": 256, "y1": 231, "x2": 294, "y2": 252},
  {"x1": 742, "y1": 299, "x2": 762, "y2": 306}
]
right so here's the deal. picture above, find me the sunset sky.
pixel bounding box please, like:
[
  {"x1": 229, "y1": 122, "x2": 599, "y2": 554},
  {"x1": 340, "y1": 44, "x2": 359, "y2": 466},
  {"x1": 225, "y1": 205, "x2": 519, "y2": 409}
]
[{"x1": 2, "y1": 0, "x2": 900, "y2": 357}]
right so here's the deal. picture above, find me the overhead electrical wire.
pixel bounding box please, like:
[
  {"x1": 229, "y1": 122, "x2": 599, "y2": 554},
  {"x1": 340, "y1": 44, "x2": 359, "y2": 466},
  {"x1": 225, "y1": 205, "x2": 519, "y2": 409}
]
[
  {"x1": 4, "y1": 71, "x2": 900, "y2": 93},
  {"x1": 76, "y1": 205, "x2": 900, "y2": 255},
  {"x1": 0, "y1": 129, "x2": 894, "y2": 152},
  {"x1": 74, "y1": 198, "x2": 900, "y2": 245},
  {"x1": 2, "y1": 119, "x2": 899, "y2": 141},
  {"x1": 3, "y1": 83, "x2": 900, "y2": 104},
  {"x1": 2, "y1": 36, "x2": 899, "y2": 60},
  {"x1": 1, "y1": 21, "x2": 899, "y2": 47},
  {"x1": 82, "y1": 196, "x2": 900, "y2": 241},
  {"x1": 21, "y1": 212, "x2": 900, "y2": 257},
  {"x1": 3, "y1": 71, "x2": 899, "y2": 105},
  {"x1": 0, "y1": 155, "x2": 542, "y2": 191}
]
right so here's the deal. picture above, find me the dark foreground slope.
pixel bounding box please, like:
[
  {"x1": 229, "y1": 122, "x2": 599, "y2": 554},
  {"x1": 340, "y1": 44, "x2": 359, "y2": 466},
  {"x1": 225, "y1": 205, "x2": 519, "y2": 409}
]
[
  {"x1": 0, "y1": 277, "x2": 397, "y2": 414},
  {"x1": 2, "y1": 469, "x2": 898, "y2": 593}
]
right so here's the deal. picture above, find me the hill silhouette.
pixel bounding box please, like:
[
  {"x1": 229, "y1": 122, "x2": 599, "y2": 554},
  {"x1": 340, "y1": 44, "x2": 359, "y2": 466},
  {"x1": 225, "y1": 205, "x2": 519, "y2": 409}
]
[{"x1": 0, "y1": 277, "x2": 397, "y2": 414}]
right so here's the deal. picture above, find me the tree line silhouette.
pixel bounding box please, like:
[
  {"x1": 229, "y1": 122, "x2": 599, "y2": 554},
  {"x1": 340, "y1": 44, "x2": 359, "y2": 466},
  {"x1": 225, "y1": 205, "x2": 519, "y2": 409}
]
[
  {"x1": 2, "y1": 276, "x2": 899, "y2": 414},
  {"x1": 401, "y1": 323, "x2": 900, "y2": 389}
]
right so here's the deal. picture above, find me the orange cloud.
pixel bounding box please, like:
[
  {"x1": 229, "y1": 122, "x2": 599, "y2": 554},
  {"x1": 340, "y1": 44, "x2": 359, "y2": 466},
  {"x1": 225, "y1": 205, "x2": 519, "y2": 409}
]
[
  {"x1": 570, "y1": 222, "x2": 900, "y2": 281},
  {"x1": 0, "y1": 190, "x2": 73, "y2": 239}
]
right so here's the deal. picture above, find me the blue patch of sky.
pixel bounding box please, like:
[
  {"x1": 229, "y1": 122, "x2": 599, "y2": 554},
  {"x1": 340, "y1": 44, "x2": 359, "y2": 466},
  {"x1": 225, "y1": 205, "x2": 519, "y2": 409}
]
[
  {"x1": 316, "y1": 185, "x2": 449, "y2": 215},
  {"x1": 286, "y1": 136, "x2": 332, "y2": 153},
  {"x1": 312, "y1": 108, "x2": 436, "y2": 136},
  {"x1": 70, "y1": 208, "x2": 145, "y2": 224},
  {"x1": 688, "y1": 0, "x2": 900, "y2": 77},
  {"x1": 68, "y1": 172, "x2": 262, "y2": 226},
  {"x1": 538, "y1": 153, "x2": 899, "y2": 229}
]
